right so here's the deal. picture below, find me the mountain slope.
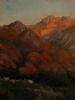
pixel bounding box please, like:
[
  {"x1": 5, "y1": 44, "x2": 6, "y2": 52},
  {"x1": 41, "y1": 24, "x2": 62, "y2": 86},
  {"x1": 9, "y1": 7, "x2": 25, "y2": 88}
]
[
  {"x1": 0, "y1": 26, "x2": 19, "y2": 41},
  {"x1": 48, "y1": 26, "x2": 75, "y2": 48},
  {"x1": 31, "y1": 16, "x2": 75, "y2": 37}
]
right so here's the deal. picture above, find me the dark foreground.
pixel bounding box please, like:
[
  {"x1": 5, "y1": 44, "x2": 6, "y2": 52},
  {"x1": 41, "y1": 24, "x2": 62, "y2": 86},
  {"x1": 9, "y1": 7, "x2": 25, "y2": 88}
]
[{"x1": 0, "y1": 78, "x2": 75, "y2": 100}]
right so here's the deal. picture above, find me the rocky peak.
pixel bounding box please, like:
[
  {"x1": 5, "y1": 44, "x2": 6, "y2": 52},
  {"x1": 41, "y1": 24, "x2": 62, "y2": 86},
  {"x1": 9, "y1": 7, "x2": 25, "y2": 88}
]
[{"x1": 8, "y1": 20, "x2": 27, "y2": 34}]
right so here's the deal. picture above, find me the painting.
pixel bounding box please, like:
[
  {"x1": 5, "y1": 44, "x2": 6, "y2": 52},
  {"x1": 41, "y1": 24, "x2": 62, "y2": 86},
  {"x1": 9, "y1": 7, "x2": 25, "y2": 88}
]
[{"x1": 0, "y1": 0, "x2": 75, "y2": 100}]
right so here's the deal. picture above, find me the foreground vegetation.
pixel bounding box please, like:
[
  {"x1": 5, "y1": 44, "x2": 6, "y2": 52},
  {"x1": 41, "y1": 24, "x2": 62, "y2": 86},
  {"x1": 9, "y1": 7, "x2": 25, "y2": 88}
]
[{"x1": 0, "y1": 78, "x2": 75, "y2": 100}]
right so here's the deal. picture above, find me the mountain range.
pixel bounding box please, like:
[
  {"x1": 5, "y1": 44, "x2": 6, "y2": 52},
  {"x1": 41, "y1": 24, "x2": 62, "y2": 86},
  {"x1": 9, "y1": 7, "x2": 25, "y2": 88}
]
[{"x1": 0, "y1": 16, "x2": 75, "y2": 84}]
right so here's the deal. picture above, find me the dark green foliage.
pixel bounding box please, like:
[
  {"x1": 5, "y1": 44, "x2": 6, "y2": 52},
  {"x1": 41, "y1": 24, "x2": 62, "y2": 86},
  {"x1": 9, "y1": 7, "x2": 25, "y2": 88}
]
[
  {"x1": 28, "y1": 72, "x2": 71, "y2": 87},
  {"x1": 0, "y1": 79, "x2": 75, "y2": 100}
]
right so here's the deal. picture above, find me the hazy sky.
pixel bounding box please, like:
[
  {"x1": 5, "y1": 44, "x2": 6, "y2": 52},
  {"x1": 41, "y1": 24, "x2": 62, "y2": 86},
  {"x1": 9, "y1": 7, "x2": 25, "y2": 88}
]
[{"x1": 0, "y1": 0, "x2": 75, "y2": 25}]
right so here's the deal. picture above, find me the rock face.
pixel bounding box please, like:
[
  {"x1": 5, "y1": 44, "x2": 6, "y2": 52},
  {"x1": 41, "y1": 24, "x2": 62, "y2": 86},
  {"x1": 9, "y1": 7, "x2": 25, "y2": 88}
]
[{"x1": 31, "y1": 16, "x2": 75, "y2": 37}]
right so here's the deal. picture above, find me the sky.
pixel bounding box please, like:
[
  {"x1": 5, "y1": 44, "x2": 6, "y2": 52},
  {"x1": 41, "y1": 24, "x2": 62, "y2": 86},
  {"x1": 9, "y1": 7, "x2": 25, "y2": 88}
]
[{"x1": 0, "y1": 0, "x2": 75, "y2": 25}]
